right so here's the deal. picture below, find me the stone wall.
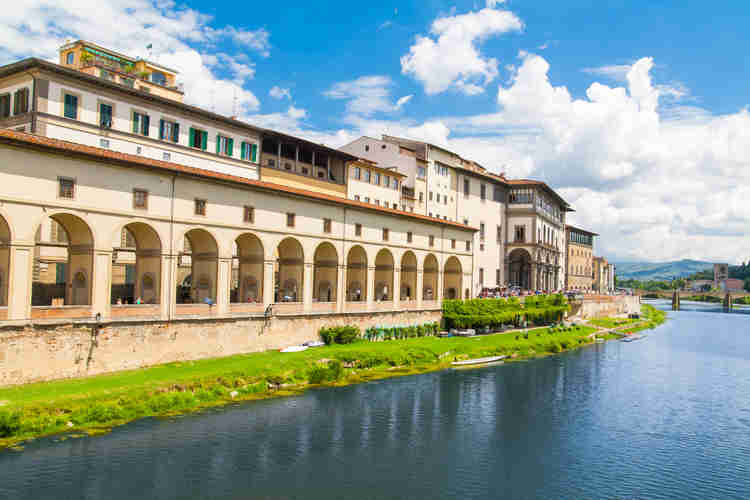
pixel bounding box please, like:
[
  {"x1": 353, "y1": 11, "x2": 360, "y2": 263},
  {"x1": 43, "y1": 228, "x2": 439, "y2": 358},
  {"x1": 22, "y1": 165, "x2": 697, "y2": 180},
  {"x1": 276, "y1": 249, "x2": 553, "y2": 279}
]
[
  {"x1": 0, "y1": 309, "x2": 440, "y2": 387},
  {"x1": 568, "y1": 295, "x2": 641, "y2": 320}
]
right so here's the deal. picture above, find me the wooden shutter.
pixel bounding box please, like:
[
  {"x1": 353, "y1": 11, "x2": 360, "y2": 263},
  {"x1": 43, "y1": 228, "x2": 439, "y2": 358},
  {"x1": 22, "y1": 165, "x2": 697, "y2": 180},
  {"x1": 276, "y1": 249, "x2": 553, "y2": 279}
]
[
  {"x1": 133, "y1": 113, "x2": 139, "y2": 134},
  {"x1": 216, "y1": 135, "x2": 221, "y2": 154},
  {"x1": 201, "y1": 130, "x2": 207, "y2": 151},
  {"x1": 172, "y1": 123, "x2": 179, "y2": 143},
  {"x1": 227, "y1": 138, "x2": 234, "y2": 156},
  {"x1": 142, "y1": 114, "x2": 150, "y2": 136},
  {"x1": 13, "y1": 91, "x2": 18, "y2": 115},
  {"x1": 241, "y1": 142, "x2": 247, "y2": 160},
  {"x1": 251, "y1": 143, "x2": 257, "y2": 162},
  {"x1": 189, "y1": 127, "x2": 195, "y2": 147},
  {"x1": 159, "y1": 119, "x2": 165, "y2": 140}
]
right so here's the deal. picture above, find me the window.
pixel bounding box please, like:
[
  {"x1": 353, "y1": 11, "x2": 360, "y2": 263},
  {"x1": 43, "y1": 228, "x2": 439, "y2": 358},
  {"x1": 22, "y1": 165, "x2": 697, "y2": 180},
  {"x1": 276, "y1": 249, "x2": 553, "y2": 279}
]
[
  {"x1": 466, "y1": 241, "x2": 471, "y2": 251},
  {"x1": 132, "y1": 111, "x2": 150, "y2": 136},
  {"x1": 429, "y1": 212, "x2": 432, "y2": 218},
  {"x1": 355, "y1": 223, "x2": 362, "y2": 236},
  {"x1": 58, "y1": 177, "x2": 75, "y2": 199},
  {"x1": 384, "y1": 175, "x2": 390, "y2": 188},
  {"x1": 515, "y1": 225, "x2": 525, "y2": 242},
  {"x1": 451, "y1": 239, "x2": 456, "y2": 249},
  {"x1": 417, "y1": 166, "x2": 426, "y2": 179},
  {"x1": 429, "y1": 235, "x2": 435, "y2": 247},
  {"x1": 463, "y1": 218, "x2": 469, "y2": 225},
  {"x1": 480, "y1": 223, "x2": 485, "y2": 241},
  {"x1": 364, "y1": 170, "x2": 371, "y2": 182},
  {"x1": 63, "y1": 93, "x2": 78, "y2": 119},
  {"x1": 244, "y1": 206, "x2": 255, "y2": 223},
  {"x1": 479, "y1": 268, "x2": 484, "y2": 285},
  {"x1": 151, "y1": 71, "x2": 167, "y2": 86},
  {"x1": 365, "y1": 197, "x2": 370, "y2": 203},
  {"x1": 393, "y1": 178, "x2": 399, "y2": 190},
  {"x1": 216, "y1": 135, "x2": 234, "y2": 156},
  {"x1": 267, "y1": 158, "x2": 276, "y2": 167},
  {"x1": 194, "y1": 199, "x2": 206, "y2": 216},
  {"x1": 0, "y1": 94, "x2": 10, "y2": 118},
  {"x1": 99, "y1": 103, "x2": 113, "y2": 129},
  {"x1": 382, "y1": 228, "x2": 389, "y2": 241},
  {"x1": 429, "y1": 191, "x2": 433, "y2": 201},
  {"x1": 407, "y1": 231, "x2": 413, "y2": 243},
  {"x1": 189, "y1": 127, "x2": 208, "y2": 150},
  {"x1": 121, "y1": 77, "x2": 134, "y2": 88},
  {"x1": 133, "y1": 189, "x2": 148, "y2": 210},
  {"x1": 374, "y1": 172, "x2": 381, "y2": 185},
  {"x1": 497, "y1": 225, "x2": 502, "y2": 243},
  {"x1": 13, "y1": 88, "x2": 29, "y2": 115},
  {"x1": 375, "y1": 200, "x2": 380, "y2": 206},
  {"x1": 239, "y1": 141, "x2": 257, "y2": 162},
  {"x1": 444, "y1": 195, "x2": 447, "y2": 205},
  {"x1": 463, "y1": 179, "x2": 470, "y2": 198},
  {"x1": 493, "y1": 186, "x2": 503, "y2": 202},
  {"x1": 324, "y1": 218, "x2": 332, "y2": 233},
  {"x1": 159, "y1": 119, "x2": 180, "y2": 143},
  {"x1": 354, "y1": 166, "x2": 361, "y2": 180},
  {"x1": 365, "y1": 145, "x2": 370, "y2": 152},
  {"x1": 419, "y1": 192, "x2": 424, "y2": 202},
  {"x1": 162, "y1": 152, "x2": 170, "y2": 161},
  {"x1": 480, "y1": 184, "x2": 486, "y2": 201},
  {"x1": 480, "y1": 243, "x2": 485, "y2": 251},
  {"x1": 99, "y1": 138, "x2": 110, "y2": 148},
  {"x1": 286, "y1": 213, "x2": 295, "y2": 227},
  {"x1": 381, "y1": 144, "x2": 386, "y2": 149},
  {"x1": 66, "y1": 52, "x2": 74, "y2": 65}
]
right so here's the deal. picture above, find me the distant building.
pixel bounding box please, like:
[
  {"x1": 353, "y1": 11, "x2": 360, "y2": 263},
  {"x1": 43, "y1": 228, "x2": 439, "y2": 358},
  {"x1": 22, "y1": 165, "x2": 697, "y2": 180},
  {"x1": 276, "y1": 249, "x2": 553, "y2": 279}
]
[
  {"x1": 565, "y1": 226, "x2": 597, "y2": 292},
  {"x1": 713, "y1": 263, "x2": 729, "y2": 288},
  {"x1": 687, "y1": 279, "x2": 713, "y2": 292},
  {"x1": 719, "y1": 278, "x2": 744, "y2": 293}
]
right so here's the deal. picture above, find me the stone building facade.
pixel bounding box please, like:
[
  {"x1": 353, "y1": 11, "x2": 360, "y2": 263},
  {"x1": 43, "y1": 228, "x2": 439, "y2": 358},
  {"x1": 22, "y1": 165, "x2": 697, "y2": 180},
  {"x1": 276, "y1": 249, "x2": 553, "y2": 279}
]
[{"x1": 565, "y1": 225, "x2": 597, "y2": 292}]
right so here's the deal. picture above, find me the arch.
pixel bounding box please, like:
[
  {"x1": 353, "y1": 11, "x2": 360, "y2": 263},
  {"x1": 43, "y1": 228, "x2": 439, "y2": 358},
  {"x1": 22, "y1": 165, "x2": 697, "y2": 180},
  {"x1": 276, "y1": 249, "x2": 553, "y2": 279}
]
[
  {"x1": 31, "y1": 213, "x2": 94, "y2": 306},
  {"x1": 400, "y1": 251, "x2": 417, "y2": 301},
  {"x1": 423, "y1": 253, "x2": 438, "y2": 301},
  {"x1": 374, "y1": 249, "x2": 394, "y2": 301},
  {"x1": 275, "y1": 237, "x2": 304, "y2": 302},
  {"x1": 177, "y1": 228, "x2": 218, "y2": 304},
  {"x1": 508, "y1": 248, "x2": 532, "y2": 290},
  {"x1": 313, "y1": 242, "x2": 338, "y2": 302},
  {"x1": 112, "y1": 222, "x2": 162, "y2": 305},
  {"x1": 443, "y1": 256, "x2": 462, "y2": 300},
  {"x1": 0, "y1": 214, "x2": 9, "y2": 307},
  {"x1": 232, "y1": 233, "x2": 264, "y2": 303},
  {"x1": 346, "y1": 245, "x2": 367, "y2": 302}
]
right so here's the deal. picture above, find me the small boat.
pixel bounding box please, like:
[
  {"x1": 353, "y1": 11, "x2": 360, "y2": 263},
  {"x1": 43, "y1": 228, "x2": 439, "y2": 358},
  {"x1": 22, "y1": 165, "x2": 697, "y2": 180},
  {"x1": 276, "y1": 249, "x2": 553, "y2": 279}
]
[
  {"x1": 303, "y1": 340, "x2": 325, "y2": 348},
  {"x1": 595, "y1": 338, "x2": 605, "y2": 343},
  {"x1": 621, "y1": 334, "x2": 645, "y2": 343},
  {"x1": 451, "y1": 355, "x2": 507, "y2": 367},
  {"x1": 280, "y1": 345, "x2": 309, "y2": 353}
]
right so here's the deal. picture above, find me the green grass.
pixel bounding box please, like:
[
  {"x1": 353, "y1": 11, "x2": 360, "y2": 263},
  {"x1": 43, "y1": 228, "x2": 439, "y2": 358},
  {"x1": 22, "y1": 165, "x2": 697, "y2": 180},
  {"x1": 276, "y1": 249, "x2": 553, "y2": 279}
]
[
  {"x1": 0, "y1": 325, "x2": 597, "y2": 447},
  {"x1": 588, "y1": 317, "x2": 641, "y2": 329}
]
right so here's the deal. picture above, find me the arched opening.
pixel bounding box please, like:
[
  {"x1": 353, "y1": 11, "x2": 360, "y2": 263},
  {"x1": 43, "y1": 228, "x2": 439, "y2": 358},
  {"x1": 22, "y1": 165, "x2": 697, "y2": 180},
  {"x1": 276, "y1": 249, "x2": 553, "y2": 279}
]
[
  {"x1": 443, "y1": 256, "x2": 462, "y2": 300},
  {"x1": 423, "y1": 254, "x2": 438, "y2": 301},
  {"x1": 0, "y1": 215, "x2": 10, "y2": 308},
  {"x1": 374, "y1": 249, "x2": 394, "y2": 301},
  {"x1": 177, "y1": 229, "x2": 218, "y2": 304},
  {"x1": 275, "y1": 237, "x2": 304, "y2": 302},
  {"x1": 232, "y1": 233, "x2": 264, "y2": 303},
  {"x1": 508, "y1": 248, "x2": 532, "y2": 290},
  {"x1": 400, "y1": 251, "x2": 417, "y2": 301},
  {"x1": 313, "y1": 242, "x2": 338, "y2": 302},
  {"x1": 346, "y1": 246, "x2": 367, "y2": 302},
  {"x1": 31, "y1": 213, "x2": 94, "y2": 309},
  {"x1": 111, "y1": 222, "x2": 161, "y2": 305}
]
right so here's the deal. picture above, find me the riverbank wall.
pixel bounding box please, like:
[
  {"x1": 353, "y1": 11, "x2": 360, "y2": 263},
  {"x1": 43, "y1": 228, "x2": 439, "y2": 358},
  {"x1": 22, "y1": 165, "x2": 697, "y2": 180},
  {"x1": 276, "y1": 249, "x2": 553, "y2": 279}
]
[
  {"x1": 0, "y1": 309, "x2": 440, "y2": 387},
  {"x1": 568, "y1": 295, "x2": 641, "y2": 319}
]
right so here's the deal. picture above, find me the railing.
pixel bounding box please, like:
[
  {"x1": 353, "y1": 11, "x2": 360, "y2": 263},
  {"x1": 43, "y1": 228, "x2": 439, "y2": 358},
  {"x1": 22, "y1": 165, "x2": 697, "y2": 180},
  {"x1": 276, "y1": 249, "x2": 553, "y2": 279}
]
[
  {"x1": 372, "y1": 301, "x2": 393, "y2": 311},
  {"x1": 400, "y1": 300, "x2": 417, "y2": 310},
  {"x1": 31, "y1": 305, "x2": 92, "y2": 320},
  {"x1": 421, "y1": 300, "x2": 440, "y2": 309},
  {"x1": 229, "y1": 303, "x2": 265, "y2": 315},
  {"x1": 110, "y1": 304, "x2": 160, "y2": 318}
]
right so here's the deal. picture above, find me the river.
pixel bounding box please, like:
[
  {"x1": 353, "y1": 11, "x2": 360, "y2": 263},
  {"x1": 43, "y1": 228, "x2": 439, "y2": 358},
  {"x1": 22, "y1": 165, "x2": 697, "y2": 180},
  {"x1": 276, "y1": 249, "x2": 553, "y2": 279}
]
[{"x1": 1, "y1": 300, "x2": 749, "y2": 499}]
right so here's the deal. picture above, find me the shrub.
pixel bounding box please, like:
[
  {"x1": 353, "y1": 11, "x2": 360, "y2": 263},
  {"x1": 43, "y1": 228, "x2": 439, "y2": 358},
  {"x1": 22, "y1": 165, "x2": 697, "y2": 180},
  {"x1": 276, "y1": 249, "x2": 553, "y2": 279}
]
[
  {"x1": 308, "y1": 360, "x2": 344, "y2": 384},
  {"x1": 319, "y1": 326, "x2": 361, "y2": 345},
  {"x1": 0, "y1": 410, "x2": 21, "y2": 438}
]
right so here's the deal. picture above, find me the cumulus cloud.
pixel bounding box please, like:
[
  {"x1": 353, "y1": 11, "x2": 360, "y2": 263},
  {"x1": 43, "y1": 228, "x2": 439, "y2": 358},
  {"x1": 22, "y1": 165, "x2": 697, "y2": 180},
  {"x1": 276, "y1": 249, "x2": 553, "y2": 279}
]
[
  {"x1": 0, "y1": 0, "x2": 264, "y2": 113},
  {"x1": 269, "y1": 86, "x2": 291, "y2": 100},
  {"x1": 400, "y1": 7, "x2": 523, "y2": 95},
  {"x1": 324, "y1": 76, "x2": 412, "y2": 115}
]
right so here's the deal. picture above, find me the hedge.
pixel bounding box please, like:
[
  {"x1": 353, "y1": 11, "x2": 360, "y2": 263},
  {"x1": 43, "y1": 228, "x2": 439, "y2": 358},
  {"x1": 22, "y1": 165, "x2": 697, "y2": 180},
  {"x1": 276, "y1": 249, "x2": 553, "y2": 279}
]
[{"x1": 442, "y1": 294, "x2": 569, "y2": 330}]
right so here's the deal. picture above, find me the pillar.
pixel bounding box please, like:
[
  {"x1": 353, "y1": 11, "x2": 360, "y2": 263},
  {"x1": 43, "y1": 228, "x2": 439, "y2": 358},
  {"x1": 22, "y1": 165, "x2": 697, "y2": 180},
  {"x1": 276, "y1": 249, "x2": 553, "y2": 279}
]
[
  {"x1": 91, "y1": 249, "x2": 112, "y2": 319},
  {"x1": 216, "y1": 256, "x2": 231, "y2": 315},
  {"x1": 303, "y1": 262, "x2": 313, "y2": 312},
  {"x1": 437, "y1": 268, "x2": 444, "y2": 302},
  {"x1": 530, "y1": 263, "x2": 537, "y2": 290},
  {"x1": 336, "y1": 264, "x2": 346, "y2": 313},
  {"x1": 7, "y1": 243, "x2": 33, "y2": 320},
  {"x1": 263, "y1": 259, "x2": 274, "y2": 305},
  {"x1": 366, "y1": 266, "x2": 375, "y2": 311},
  {"x1": 160, "y1": 253, "x2": 175, "y2": 320},
  {"x1": 393, "y1": 266, "x2": 401, "y2": 310},
  {"x1": 416, "y1": 267, "x2": 424, "y2": 309}
]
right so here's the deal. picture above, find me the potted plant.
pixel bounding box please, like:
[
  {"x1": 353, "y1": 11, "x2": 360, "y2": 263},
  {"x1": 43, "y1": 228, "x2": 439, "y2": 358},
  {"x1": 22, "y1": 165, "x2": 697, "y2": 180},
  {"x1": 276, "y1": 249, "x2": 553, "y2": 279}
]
[{"x1": 80, "y1": 52, "x2": 93, "y2": 64}]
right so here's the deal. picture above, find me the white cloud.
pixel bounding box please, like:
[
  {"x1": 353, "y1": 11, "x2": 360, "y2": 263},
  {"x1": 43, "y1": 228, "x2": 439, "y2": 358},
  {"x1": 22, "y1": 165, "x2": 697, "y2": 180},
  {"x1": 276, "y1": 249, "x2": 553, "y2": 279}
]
[
  {"x1": 400, "y1": 7, "x2": 523, "y2": 95},
  {"x1": 324, "y1": 76, "x2": 411, "y2": 115},
  {"x1": 486, "y1": 0, "x2": 507, "y2": 7},
  {"x1": 0, "y1": 0, "x2": 263, "y2": 113},
  {"x1": 269, "y1": 86, "x2": 291, "y2": 100},
  {"x1": 243, "y1": 105, "x2": 307, "y2": 133},
  {"x1": 582, "y1": 64, "x2": 632, "y2": 82}
]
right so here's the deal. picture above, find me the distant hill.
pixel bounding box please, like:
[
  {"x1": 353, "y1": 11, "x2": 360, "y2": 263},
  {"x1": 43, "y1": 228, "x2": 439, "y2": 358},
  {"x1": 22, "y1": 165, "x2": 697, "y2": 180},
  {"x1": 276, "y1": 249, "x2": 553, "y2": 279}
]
[{"x1": 614, "y1": 259, "x2": 713, "y2": 281}]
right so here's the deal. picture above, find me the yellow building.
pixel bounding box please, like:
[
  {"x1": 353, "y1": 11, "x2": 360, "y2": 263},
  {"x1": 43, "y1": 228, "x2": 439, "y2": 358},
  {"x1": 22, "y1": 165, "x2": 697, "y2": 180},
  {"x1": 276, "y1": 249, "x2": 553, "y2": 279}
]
[{"x1": 565, "y1": 225, "x2": 597, "y2": 292}]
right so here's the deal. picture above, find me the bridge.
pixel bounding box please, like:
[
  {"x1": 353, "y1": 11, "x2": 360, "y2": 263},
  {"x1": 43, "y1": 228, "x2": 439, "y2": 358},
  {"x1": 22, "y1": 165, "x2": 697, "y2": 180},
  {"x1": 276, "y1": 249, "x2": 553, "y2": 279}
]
[{"x1": 634, "y1": 289, "x2": 749, "y2": 311}]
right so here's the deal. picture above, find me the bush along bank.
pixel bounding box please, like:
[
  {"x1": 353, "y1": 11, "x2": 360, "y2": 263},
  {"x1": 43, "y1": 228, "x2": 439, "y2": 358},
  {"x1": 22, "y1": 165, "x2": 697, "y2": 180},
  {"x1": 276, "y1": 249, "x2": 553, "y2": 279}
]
[
  {"x1": 0, "y1": 322, "x2": 599, "y2": 449},
  {"x1": 442, "y1": 294, "x2": 569, "y2": 330}
]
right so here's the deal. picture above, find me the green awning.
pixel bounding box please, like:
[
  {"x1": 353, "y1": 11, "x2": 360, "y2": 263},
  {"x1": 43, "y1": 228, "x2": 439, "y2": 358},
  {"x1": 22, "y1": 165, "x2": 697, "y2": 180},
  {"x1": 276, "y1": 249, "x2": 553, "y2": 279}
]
[{"x1": 83, "y1": 47, "x2": 127, "y2": 63}]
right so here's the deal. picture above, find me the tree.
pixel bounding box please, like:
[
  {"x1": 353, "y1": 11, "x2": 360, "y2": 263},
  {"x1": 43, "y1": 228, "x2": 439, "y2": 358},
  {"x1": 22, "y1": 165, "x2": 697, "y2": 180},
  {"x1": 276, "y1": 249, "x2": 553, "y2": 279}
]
[{"x1": 744, "y1": 277, "x2": 750, "y2": 293}]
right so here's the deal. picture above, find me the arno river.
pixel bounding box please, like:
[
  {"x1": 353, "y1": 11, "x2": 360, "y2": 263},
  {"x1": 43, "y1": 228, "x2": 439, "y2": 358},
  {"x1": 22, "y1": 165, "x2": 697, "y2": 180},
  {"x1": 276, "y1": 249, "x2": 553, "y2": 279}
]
[{"x1": 2, "y1": 301, "x2": 749, "y2": 499}]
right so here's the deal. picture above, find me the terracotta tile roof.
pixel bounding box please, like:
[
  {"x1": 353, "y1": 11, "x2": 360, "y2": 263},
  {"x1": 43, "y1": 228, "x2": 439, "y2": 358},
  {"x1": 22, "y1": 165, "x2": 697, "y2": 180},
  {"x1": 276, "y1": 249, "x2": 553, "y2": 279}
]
[{"x1": 0, "y1": 129, "x2": 476, "y2": 232}]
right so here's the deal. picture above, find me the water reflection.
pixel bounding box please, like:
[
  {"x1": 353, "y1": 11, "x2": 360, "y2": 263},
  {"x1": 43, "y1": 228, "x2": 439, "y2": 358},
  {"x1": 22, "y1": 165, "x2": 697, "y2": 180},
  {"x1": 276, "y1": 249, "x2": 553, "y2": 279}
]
[{"x1": 2, "y1": 306, "x2": 750, "y2": 499}]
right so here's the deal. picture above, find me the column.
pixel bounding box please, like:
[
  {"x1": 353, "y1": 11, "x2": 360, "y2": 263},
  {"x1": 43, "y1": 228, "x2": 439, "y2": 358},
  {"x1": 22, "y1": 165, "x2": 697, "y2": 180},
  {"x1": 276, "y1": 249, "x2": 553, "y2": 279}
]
[
  {"x1": 366, "y1": 266, "x2": 375, "y2": 311},
  {"x1": 303, "y1": 262, "x2": 313, "y2": 312},
  {"x1": 160, "y1": 253, "x2": 175, "y2": 320},
  {"x1": 530, "y1": 263, "x2": 537, "y2": 290},
  {"x1": 263, "y1": 260, "x2": 274, "y2": 306},
  {"x1": 91, "y1": 249, "x2": 112, "y2": 319},
  {"x1": 7, "y1": 243, "x2": 33, "y2": 321},
  {"x1": 437, "y1": 269, "x2": 444, "y2": 302},
  {"x1": 416, "y1": 268, "x2": 424, "y2": 309},
  {"x1": 277, "y1": 142, "x2": 281, "y2": 168},
  {"x1": 216, "y1": 256, "x2": 231, "y2": 315},
  {"x1": 336, "y1": 264, "x2": 345, "y2": 313},
  {"x1": 393, "y1": 266, "x2": 401, "y2": 311}
]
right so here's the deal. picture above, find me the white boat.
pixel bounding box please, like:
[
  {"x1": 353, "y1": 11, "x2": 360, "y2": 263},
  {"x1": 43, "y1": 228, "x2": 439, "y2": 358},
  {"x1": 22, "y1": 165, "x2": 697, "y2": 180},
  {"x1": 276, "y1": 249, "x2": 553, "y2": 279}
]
[
  {"x1": 303, "y1": 340, "x2": 325, "y2": 348},
  {"x1": 451, "y1": 355, "x2": 507, "y2": 367},
  {"x1": 280, "y1": 345, "x2": 309, "y2": 353},
  {"x1": 621, "y1": 334, "x2": 645, "y2": 343}
]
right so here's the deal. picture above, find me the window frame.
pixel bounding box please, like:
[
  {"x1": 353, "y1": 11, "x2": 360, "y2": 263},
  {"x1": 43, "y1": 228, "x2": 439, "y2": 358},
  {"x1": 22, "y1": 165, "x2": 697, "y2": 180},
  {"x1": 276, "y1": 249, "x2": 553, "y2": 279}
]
[
  {"x1": 159, "y1": 118, "x2": 180, "y2": 143},
  {"x1": 407, "y1": 231, "x2": 413, "y2": 243},
  {"x1": 13, "y1": 88, "x2": 30, "y2": 115},
  {"x1": 132, "y1": 110, "x2": 150, "y2": 137},
  {"x1": 62, "y1": 91, "x2": 80, "y2": 120},
  {"x1": 0, "y1": 93, "x2": 10, "y2": 118},
  {"x1": 286, "y1": 212, "x2": 296, "y2": 228},
  {"x1": 355, "y1": 223, "x2": 362, "y2": 237},
  {"x1": 194, "y1": 198, "x2": 207, "y2": 216},
  {"x1": 98, "y1": 99, "x2": 114, "y2": 129},
  {"x1": 323, "y1": 218, "x2": 332, "y2": 234},
  {"x1": 58, "y1": 176, "x2": 76, "y2": 200},
  {"x1": 133, "y1": 189, "x2": 149, "y2": 210},
  {"x1": 244, "y1": 206, "x2": 255, "y2": 223}
]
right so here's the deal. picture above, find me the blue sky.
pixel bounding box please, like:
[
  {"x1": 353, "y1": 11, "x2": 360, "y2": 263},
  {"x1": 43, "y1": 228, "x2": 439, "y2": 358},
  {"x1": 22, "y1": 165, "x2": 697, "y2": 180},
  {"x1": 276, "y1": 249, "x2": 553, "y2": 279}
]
[{"x1": 3, "y1": 0, "x2": 750, "y2": 264}]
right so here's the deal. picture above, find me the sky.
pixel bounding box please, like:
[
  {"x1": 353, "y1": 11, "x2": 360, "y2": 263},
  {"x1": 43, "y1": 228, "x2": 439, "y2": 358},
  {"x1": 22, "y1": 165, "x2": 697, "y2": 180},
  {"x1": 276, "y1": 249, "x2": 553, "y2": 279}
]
[{"x1": 2, "y1": 0, "x2": 750, "y2": 264}]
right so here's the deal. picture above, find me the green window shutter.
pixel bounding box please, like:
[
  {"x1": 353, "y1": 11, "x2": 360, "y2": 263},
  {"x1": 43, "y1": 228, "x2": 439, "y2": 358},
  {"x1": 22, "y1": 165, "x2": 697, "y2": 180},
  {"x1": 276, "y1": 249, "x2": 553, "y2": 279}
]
[
  {"x1": 241, "y1": 142, "x2": 247, "y2": 160},
  {"x1": 251, "y1": 143, "x2": 257, "y2": 162},
  {"x1": 159, "y1": 119, "x2": 165, "y2": 140},
  {"x1": 216, "y1": 135, "x2": 221, "y2": 154},
  {"x1": 142, "y1": 115, "x2": 150, "y2": 136},
  {"x1": 172, "y1": 123, "x2": 180, "y2": 143},
  {"x1": 189, "y1": 127, "x2": 195, "y2": 148},
  {"x1": 13, "y1": 91, "x2": 19, "y2": 115},
  {"x1": 64, "y1": 94, "x2": 77, "y2": 119},
  {"x1": 227, "y1": 138, "x2": 234, "y2": 157},
  {"x1": 133, "y1": 113, "x2": 139, "y2": 133},
  {"x1": 201, "y1": 130, "x2": 208, "y2": 151}
]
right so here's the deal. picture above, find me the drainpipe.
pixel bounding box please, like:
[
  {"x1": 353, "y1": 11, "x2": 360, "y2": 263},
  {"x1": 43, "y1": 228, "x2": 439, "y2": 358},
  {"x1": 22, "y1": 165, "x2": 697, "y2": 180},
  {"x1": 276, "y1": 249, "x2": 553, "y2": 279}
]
[{"x1": 31, "y1": 74, "x2": 37, "y2": 134}]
